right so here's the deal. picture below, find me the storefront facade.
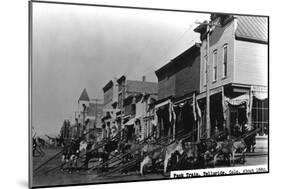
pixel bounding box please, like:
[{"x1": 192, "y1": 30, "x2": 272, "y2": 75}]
[
  {"x1": 194, "y1": 14, "x2": 268, "y2": 139},
  {"x1": 155, "y1": 43, "x2": 201, "y2": 141}
]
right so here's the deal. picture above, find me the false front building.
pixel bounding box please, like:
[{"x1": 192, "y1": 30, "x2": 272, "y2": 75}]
[
  {"x1": 102, "y1": 75, "x2": 158, "y2": 141},
  {"x1": 117, "y1": 75, "x2": 158, "y2": 141},
  {"x1": 154, "y1": 43, "x2": 201, "y2": 141},
  {"x1": 72, "y1": 88, "x2": 103, "y2": 141},
  {"x1": 194, "y1": 14, "x2": 268, "y2": 138}
]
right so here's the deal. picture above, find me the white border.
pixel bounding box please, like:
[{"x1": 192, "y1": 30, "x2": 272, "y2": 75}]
[{"x1": 0, "y1": 0, "x2": 279, "y2": 189}]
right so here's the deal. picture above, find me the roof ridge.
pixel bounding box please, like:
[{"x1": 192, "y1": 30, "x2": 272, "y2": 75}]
[{"x1": 78, "y1": 88, "x2": 90, "y2": 102}]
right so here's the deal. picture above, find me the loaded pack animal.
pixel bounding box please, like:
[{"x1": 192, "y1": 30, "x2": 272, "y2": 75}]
[
  {"x1": 214, "y1": 138, "x2": 247, "y2": 166},
  {"x1": 37, "y1": 137, "x2": 46, "y2": 148},
  {"x1": 119, "y1": 140, "x2": 144, "y2": 174},
  {"x1": 197, "y1": 138, "x2": 217, "y2": 168},
  {"x1": 60, "y1": 138, "x2": 81, "y2": 172},
  {"x1": 243, "y1": 126, "x2": 257, "y2": 153},
  {"x1": 176, "y1": 141, "x2": 198, "y2": 170},
  {"x1": 79, "y1": 138, "x2": 119, "y2": 171},
  {"x1": 139, "y1": 139, "x2": 183, "y2": 176},
  {"x1": 244, "y1": 134, "x2": 256, "y2": 153},
  {"x1": 32, "y1": 137, "x2": 45, "y2": 157},
  {"x1": 121, "y1": 141, "x2": 142, "y2": 161},
  {"x1": 102, "y1": 139, "x2": 119, "y2": 170},
  {"x1": 56, "y1": 135, "x2": 66, "y2": 148},
  {"x1": 139, "y1": 141, "x2": 163, "y2": 175}
]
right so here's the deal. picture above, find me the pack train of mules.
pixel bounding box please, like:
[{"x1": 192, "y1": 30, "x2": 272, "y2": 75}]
[
  {"x1": 57, "y1": 128, "x2": 258, "y2": 176},
  {"x1": 32, "y1": 135, "x2": 66, "y2": 157}
]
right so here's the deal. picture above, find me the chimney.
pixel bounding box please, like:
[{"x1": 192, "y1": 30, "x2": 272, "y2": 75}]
[{"x1": 142, "y1": 76, "x2": 146, "y2": 82}]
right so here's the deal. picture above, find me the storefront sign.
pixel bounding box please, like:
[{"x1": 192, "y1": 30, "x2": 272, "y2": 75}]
[
  {"x1": 252, "y1": 86, "x2": 268, "y2": 100},
  {"x1": 252, "y1": 86, "x2": 267, "y2": 93}
]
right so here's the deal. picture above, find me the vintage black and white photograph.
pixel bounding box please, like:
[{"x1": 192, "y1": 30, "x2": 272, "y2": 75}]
[{"x1": 29, "y1": 1, "x2": 269, "y2": 188}]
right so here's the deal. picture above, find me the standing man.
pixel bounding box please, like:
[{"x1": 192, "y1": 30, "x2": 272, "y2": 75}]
[{"x1": 244, "y1": 123, "x2": 256, "y2": 153}]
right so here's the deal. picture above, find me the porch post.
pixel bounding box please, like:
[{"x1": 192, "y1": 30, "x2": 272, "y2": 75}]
[
  {"x1": 195, "y1": 96, "x2": 202, "y2": 141},
  {"x1": 156, "y1": 110, "x2": 161, "y2": 139},
  {"x1": 173, "y1": 121, "x2": 176, "y2": 140},
  {"x1": 226, "y1": 107, "x2": 231, "y2": 136},
  {"x1": 172, "y1": 103, "x2": 176, "y2": 140},
  {"x1": 248, "y1": 86, "x2": 253, "y2": 127}
]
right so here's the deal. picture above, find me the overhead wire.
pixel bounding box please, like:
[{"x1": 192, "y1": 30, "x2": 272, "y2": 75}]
[{"x1": 135, "y1": 22, "x2": 199, "y2": 79}]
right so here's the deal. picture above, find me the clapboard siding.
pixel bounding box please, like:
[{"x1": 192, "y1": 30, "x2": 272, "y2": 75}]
[
  {"x1": 103, "y1": 87, "x2": 113, "y2": 108},
  {"x1": 200, "y1": 20, "x2": 235, "y2": 93},
  {"x1": 156, "y1": 45, "x2": 201, "y2": 100},
  {"x1": 158, "y1": 75, "x2": 176, "y2": 100},
  {"x1": 175, "y1": 54, "x2": 200, "y2": 97},
  {"x1": 234, "y1": 40, "x2": 268, "y2": 86}
]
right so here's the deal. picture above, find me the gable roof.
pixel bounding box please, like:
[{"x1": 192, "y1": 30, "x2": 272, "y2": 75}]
[
  {"x1": 78, "y1": 88, "x2": 90, "y2": 102},
  {"x1": 194, "y1": 14, "x2": 268, "y2": 44},
  {"x1": 87, "y1": 103, "x2": 103, "y2": 117},
  {"x1": 102, "y1": 80, "x2": 113, "y2": 92},
  {"x1": 117, "y1": 75, "x2": 126, "y2": 83},
  {"x1": 126, "y1": 80, "x2": 158, "y2": 95},
  {"x1": 235, "y1": 16, "x2": 268, "y2": 43}
]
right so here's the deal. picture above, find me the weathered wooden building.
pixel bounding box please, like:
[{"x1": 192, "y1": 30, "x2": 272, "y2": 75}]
[
  {"x1": 86, "y1": 102, "x2": 103, "y2": 140},
  {"x1": 102, "y1": 78, "x2": 119, "y2": 139},
  {"x1": 154, "y1": 43, "x2": 201, "y2": 140},
  {"x1": 117, "y1": 75, "x2": 158, "y2": 141},
  {"x1": 134, "y1": 93, "x2": 158, "y2": 141},
  {"x1": 74, "y1": 88, "x2": 103, "y2": 140}
]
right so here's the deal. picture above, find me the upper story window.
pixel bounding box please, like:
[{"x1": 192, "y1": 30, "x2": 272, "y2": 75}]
[
  {"x1": 222, "y1": 44, "x2": 228, "y2": 78},
  {"x1": 203, "y1": 55, "x2": 207, "y2": 86},
  {"x1": 213, "y1": 50, "x2": 218, "y2": 82},
  {"x1": 118, "y1": 93, "x2": 122, "y2": 109}
]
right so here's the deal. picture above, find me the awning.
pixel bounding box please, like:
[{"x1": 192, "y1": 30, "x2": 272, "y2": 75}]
[
  {"x1": 135, "y1": 102, "x2": 144, "y2": 120},
  {"x1": 173, "y1": 94, "x2": 193, "y2": 105},
  {"x1": 101, "y1": 112, "x2": 111, "y2": 121},
  {"x1": 196, "y1": 86, "x2": 222, "y2": 100},
  {"x1": 252, "y1": 86, "x2": 268, "y2": 100},
  {"x1": 253, "y1": 92, "x2": 268, "y2": 100},
  {"x1": 151, "y1": 119, "x2": 157, "y2": 125},
  {"x1": 85, "y1": 115, "x2": 96, "y2": 120},
  {"x1": 124, "y1": 118, "x2": 136, "y2": 126},
  {"x1": 225, "y1": 94, "x2": 249, "y2": 106},
  {"x1": 135, "y1": 113, "x2": 143, "y2": 120},
  {"x1": 155, "y1": 99, "x2": 171, "y2": 109},
  {"x1": 123, "y1": 115, "x2": 131, "y2": 120},
  {"x1": 111, "y1": 126, "x2": 117, "y2": 133}
]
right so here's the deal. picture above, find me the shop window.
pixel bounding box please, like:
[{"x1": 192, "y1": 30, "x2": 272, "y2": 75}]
[
  {"x1": 132, "y1": 104, "x2": 136, "y2": 115},
  {"x1": 222, "y1": 44, "x2": 228, "y2": 78},
  {"x1": 118, "y1": 93, "x2": 122, "y2": 109},
  {"x1": 252, "y1": 98, "x2": 268, "y2": 136},
  {"x1": 203, "y1": 55, "x2": 207, "y2": 86},
  {"x1": 213, "y1": 50, "x2": 218, "y2": 82}
]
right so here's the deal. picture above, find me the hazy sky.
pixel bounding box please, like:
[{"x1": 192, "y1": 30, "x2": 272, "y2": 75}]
[{"x1": 32, "y1": 2, "x2": 209, "y2": 135}]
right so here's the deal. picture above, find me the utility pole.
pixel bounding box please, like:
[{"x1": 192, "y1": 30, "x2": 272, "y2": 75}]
[
  {"x1": 196, "y1": 20, "x2": 220, "y2": 138},
  {"x1": 91, "y1": 98, "x2": 102, "y2": 129},
  {"x1": 206, "y1": 23, "x2": 211, "y2": 138}
]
